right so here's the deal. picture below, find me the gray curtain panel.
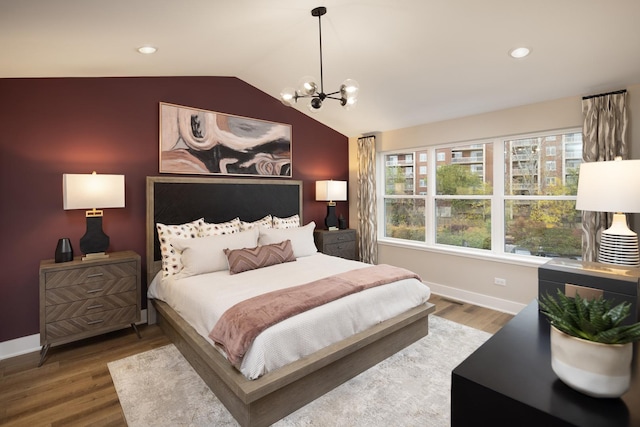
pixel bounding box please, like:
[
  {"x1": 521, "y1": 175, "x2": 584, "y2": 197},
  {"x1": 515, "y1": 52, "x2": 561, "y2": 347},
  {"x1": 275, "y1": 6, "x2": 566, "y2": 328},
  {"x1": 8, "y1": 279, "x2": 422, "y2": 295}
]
[
  {"x1": 357, "y1": 135, "x2": 378, "y2": 264},
  {"x1": 581, "y1": 91, "x2": 628, "y2": 261}
]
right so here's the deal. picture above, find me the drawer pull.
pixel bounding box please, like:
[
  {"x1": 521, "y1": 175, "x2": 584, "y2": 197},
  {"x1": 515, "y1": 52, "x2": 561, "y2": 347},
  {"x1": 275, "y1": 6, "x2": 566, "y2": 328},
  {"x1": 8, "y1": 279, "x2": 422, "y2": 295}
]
[
  {"x1": 87, "y1": 273, "x2": 104, "y2": 278},
  {"x1": 86, "y1": 319, "x2": 104, "y2": 325},
  {"x1": 86, "y1": 288, "x2": 104, "y2": 294},
  {"x1": 87, "y1": 304, "x2": 104, "y2": 310}
]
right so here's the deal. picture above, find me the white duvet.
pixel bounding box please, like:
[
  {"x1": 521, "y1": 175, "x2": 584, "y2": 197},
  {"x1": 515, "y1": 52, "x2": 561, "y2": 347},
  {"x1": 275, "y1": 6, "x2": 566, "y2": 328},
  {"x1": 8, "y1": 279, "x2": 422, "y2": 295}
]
[{"x1": 148, "y1": 253, "x2": 431, "y2": 379}]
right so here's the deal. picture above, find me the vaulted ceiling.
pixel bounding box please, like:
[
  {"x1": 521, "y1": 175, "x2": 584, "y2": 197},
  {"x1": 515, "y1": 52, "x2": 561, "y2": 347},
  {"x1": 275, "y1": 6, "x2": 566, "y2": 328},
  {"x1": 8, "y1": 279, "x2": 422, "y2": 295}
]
[{"x1": 2, "y1": 0, "x2": 639, "y2": 136}]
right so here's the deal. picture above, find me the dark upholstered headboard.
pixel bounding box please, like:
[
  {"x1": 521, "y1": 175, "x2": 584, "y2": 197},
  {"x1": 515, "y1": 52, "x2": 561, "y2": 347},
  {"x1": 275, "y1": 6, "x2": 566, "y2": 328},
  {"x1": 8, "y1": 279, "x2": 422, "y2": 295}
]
[{"x1": 146, "y1": 176, "x2": 303, "y2": 285}]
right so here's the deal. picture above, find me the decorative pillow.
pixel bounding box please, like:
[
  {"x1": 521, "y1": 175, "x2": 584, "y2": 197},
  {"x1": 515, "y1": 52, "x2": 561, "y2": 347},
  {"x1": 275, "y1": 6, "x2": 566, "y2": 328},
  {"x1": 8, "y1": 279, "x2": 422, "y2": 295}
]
[
  {"x1": 258, "y1": 221, "x2": 317, "y2": 258},
  {"x1": 224, "y1": 240, "x2": 296, "y2": 275},
  {"x1": 156, "y1": 218, "x2": 203, "y2": 277},
  {"x1": 172, "y1": 228, "x2": 259, "y2": 278},
  {"x1": 199, "y1": 217, "x2": 241, "y2": 237},
  {"x1": 240, "y1": 215, "x2": 273, "y2": 231},
  {"x1": 272, "y1": 214, "x2": 300, "y2": 229}
]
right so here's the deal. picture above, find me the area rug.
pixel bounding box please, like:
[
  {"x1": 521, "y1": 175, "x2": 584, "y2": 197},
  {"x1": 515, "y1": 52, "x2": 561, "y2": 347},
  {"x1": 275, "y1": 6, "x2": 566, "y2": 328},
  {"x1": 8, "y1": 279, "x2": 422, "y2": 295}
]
[{"x1": 108, "y1": 315, "x2": 491, "y2": 426}]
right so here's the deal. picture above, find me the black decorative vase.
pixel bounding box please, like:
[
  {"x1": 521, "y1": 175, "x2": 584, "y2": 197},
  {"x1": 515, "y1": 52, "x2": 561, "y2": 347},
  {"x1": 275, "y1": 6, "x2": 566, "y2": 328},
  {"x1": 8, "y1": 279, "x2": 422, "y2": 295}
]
[
  {"x1": 338, "y1": 215, "x2": 347, "y2": 230},
  {"x1": 55, "y1": 238, "x2": 74, "y2": 263}
]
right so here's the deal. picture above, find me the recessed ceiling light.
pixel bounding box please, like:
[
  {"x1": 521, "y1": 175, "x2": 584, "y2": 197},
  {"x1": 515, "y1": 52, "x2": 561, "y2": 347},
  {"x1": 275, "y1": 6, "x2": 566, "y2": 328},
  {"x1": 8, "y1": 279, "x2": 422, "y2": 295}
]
[
  {"x1": 509, "y1": 47, "x2": 531, "y2": 59},
  {"x1": 137, "y1": 46, "x2": 157, "y2": 54}
]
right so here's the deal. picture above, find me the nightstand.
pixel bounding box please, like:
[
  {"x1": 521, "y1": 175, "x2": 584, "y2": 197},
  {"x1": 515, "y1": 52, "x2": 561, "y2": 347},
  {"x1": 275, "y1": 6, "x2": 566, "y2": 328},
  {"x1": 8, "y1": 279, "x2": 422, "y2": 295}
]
[
  {"x1": 39, "y1": 250, "x2": 141, "y2": 366},
  {"x1": 313, "y1": 229, "x2": 357, "y2": 260},
  {"x1": 538, "y1": 258, "x2": 640, "y2": 325}
]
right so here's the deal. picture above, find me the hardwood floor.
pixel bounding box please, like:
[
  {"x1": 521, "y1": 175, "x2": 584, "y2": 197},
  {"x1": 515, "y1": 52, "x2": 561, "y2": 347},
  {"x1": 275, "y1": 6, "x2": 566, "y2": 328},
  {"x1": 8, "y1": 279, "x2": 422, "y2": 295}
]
[
  {"x1": 428, "y1": 294, "x2": 514, "y2": 334},
  {"x1": 0, "y1": 325, "x2": 170, "y2": 427},
  {"x1": 0, "y1": 295, "x2": 512, "y2": 426}
]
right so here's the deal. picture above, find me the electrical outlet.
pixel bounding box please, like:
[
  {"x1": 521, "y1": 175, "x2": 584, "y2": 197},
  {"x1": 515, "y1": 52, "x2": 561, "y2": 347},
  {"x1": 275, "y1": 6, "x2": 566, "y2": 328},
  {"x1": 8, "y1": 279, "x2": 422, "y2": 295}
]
[{"x1": 494, "y1": 277, "x2": 506, "y2": 286}]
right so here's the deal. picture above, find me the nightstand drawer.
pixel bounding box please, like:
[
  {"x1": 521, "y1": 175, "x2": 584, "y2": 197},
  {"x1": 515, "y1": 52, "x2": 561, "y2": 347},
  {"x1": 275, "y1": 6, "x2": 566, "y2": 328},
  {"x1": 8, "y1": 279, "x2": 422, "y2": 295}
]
[
  {"x1": 45, "y1": 305, "x2": 137, "y2": 340},
  {"x1": 321, "y1": 231, "x2": 356, "y2": 245},
  {"x1": 325, "y1": 241, "x2": 356, "y2": 259},
  {"x1": 45, "y1": 277, "x2": 137, "y2": 305},
  {"x1": 44, "y1": 261, "x2": 137, "y2": 289},
  {"x1": 45, "y1": 291, "x2": 137, "y2": 322}
]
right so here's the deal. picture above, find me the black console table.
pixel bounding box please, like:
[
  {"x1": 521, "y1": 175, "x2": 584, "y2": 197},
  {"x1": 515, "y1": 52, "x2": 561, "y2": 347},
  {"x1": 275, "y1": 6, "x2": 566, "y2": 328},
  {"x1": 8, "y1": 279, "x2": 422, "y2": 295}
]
[{"x1": 451, "y1": 301, "x2": 640, "y2": 427}]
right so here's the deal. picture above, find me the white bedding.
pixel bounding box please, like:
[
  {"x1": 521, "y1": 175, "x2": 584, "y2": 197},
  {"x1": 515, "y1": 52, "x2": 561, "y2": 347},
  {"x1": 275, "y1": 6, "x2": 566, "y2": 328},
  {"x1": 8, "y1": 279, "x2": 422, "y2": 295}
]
[{"x1": 148, "y1": 253, "x2": 431, "y2": 379}]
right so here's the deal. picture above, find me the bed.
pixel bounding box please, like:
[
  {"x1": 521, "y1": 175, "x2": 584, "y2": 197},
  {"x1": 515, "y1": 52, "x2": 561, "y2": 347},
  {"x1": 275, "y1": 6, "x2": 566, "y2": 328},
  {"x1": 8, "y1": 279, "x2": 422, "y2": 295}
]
[{"x1": 145, "y1": 176, "x2": 435, "y2": 427}]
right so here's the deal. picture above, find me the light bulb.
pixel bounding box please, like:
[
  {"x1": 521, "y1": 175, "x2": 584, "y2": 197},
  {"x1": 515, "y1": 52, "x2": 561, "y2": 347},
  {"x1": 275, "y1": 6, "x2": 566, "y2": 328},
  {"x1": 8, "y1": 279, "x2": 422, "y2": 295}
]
[
  {"x1": 298, "y1": 76, "x2": 317, "y2": 96},
  {"x1": 341, "y1": 97, "x2": 358, "y2": 111},
  {"x1": 308, "y1": 97, "x2": 323, "y2": 112},
  {"x1": 280, "y1": 87, "x2": 297, "y2": 106},
  {"x1": 341, "y1": 79, "x2": 359, "y2": 99}
]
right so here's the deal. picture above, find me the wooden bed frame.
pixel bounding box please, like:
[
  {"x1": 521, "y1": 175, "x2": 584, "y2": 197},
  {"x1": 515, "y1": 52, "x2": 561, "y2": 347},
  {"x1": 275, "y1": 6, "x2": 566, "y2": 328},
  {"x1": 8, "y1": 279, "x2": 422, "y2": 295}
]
[{"x1": 145, "y1": 176, "x2": 436, "y2": 427}]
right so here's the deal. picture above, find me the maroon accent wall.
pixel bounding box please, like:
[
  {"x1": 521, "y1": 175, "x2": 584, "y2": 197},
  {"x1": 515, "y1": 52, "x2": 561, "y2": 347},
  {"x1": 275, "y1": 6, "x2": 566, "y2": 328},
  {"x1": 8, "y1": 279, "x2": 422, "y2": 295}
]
[{"x1": 0, "y1": 77, "x2": 349, "y2": 343}]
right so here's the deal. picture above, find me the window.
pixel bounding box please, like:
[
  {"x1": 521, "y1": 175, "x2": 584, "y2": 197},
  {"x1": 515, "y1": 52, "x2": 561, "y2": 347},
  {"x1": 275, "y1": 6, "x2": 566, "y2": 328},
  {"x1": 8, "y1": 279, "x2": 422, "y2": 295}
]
[
  {"x1": 380, "y1": 129, "x2": 583, "y2": 260},
  {"x1": 435, "y1": 144, "x2": 492, "y2": 250}
]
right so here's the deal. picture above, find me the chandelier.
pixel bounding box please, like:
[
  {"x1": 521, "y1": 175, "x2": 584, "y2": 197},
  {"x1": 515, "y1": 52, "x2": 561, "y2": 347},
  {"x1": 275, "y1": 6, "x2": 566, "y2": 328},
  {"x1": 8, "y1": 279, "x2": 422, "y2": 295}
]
[{"x1": 280, "y1": 6, "x2": 359, "y2": 112}]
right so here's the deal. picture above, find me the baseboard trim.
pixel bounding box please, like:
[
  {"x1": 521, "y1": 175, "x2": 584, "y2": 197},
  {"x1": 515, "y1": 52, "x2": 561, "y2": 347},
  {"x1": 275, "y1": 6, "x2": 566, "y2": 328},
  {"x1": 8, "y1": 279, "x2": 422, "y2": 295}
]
[
  {"x1": 0, "y1": 309, "x2": 148, "y2": 361},
  {"x1": 426, "y1": 281, "x2": 527, "y2": 315}
]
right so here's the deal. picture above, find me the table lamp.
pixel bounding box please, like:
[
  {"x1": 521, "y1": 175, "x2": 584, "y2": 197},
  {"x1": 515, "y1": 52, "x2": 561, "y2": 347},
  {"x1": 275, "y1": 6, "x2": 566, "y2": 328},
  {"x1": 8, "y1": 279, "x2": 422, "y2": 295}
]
[
  {"x1": 63, "y1": 172, "x2": 125, "y2": 260},
  {"x1": 576, "y1": 157, "x2": 640, "y2": 267},
  {"x1": 316, "y1": 180, "x2": 347, "y2": 230}
]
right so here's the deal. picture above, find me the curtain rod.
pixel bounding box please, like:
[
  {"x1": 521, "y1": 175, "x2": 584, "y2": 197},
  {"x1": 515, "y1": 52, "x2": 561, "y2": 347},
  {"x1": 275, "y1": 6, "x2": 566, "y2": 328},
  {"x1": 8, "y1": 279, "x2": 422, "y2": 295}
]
[{"x1": 582, "y1": 89, "x2": 627, "y2": 100}]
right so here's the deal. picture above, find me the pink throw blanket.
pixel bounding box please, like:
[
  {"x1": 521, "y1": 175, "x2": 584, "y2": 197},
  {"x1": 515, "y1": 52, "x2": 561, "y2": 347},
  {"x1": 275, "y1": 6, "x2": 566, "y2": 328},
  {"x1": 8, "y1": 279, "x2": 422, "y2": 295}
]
[{"x1": 209, "y1": 264, "x2": 422, "y2": 366}]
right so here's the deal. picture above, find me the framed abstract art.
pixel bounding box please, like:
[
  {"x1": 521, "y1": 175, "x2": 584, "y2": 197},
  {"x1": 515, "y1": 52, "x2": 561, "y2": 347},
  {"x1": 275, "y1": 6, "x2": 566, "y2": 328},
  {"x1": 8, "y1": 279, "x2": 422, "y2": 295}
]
[{"x1": 159, "y1": 102, "x2": 292, "y2": 177}]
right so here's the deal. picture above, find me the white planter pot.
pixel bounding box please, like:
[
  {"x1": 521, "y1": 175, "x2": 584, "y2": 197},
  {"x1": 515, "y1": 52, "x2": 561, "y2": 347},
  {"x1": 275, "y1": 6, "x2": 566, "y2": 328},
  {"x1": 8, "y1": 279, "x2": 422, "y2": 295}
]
[{"x1": 550, "y1": 325, "x2": 633, "y2": 398}]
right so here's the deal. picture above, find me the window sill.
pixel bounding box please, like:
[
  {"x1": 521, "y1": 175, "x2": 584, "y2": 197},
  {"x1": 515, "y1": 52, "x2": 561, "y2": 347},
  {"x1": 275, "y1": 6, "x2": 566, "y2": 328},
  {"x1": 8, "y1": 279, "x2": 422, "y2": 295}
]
[{"x1": 377, "y1": 237, "x2": 550, "y2": 269}]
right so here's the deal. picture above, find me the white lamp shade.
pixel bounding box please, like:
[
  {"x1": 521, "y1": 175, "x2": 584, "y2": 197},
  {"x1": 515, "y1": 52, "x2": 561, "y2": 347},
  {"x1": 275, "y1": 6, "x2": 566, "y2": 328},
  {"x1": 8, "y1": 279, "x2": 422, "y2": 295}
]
[
  {"x1": 316, "y1": 180, "x2": 347, "y2": 202},
  {"x1": 576, "y1": 159, "x2": 640, "y2": 213},
  {"x1": 63, "y1": 173, "x2": 125, "y2": 210}
]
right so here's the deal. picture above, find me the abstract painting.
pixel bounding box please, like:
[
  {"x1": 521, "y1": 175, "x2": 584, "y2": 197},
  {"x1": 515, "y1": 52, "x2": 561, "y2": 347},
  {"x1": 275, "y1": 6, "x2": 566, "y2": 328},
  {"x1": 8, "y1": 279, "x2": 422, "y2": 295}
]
[{"x1": 160, "y1": 103, "x2": 292, "y2": 177}]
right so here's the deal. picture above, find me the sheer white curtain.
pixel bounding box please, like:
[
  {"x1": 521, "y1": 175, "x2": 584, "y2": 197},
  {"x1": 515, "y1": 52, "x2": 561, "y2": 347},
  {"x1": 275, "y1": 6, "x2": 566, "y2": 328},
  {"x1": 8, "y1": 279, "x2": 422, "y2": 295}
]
[
  {"x1": 581, "y1": 90, "x2": 628, "y2": 261},
  {"x1": 357, "y1": 135, "x2": 377, "y2": 264}
]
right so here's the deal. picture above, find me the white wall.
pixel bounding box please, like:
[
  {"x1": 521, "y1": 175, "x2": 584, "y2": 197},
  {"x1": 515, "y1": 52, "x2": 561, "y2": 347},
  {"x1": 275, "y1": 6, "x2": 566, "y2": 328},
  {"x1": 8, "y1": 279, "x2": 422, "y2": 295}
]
[{"x1": 349, "y1": 85, "x2": 640, "y2": 314}]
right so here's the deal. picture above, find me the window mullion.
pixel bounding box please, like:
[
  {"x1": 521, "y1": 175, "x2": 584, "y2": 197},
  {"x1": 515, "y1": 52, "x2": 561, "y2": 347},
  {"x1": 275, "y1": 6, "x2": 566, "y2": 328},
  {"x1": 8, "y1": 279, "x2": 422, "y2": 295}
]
[{"x1": 493, "y1": 138, "x2": 505, "y2": 255}]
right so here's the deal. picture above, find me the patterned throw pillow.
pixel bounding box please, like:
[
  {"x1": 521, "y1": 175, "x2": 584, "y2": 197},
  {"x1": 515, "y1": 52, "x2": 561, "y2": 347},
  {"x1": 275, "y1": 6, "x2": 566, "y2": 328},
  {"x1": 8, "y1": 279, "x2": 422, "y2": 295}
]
[
  {"x1": 156, "y1": 218, "x2": 203, "y2": 277},
  {"x1": 224, "y1": 240, "x2": 296, "y2": 275},
  {"x1": 199, "y1": 218, "x2": 241, "y2": 237},
  {"x1": 240, "y1": 215, "x2": 273, "y2": 231},
  {"x1": 272, "y1": 214, "x2": 300, "y2": 229}
]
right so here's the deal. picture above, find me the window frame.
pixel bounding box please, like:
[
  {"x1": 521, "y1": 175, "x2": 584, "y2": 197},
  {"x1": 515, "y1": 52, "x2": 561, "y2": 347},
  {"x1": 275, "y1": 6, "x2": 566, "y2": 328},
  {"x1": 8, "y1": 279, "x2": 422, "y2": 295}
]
[{"x1": 377, "y1": 127, "x2": 582, "y2": 263}]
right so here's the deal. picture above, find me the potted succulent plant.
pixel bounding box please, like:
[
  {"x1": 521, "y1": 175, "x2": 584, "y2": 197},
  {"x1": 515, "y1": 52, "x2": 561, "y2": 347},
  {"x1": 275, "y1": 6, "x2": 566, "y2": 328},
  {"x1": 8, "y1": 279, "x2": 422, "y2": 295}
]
[{"x1": 539, "y1": 290, "x2": 640, "y2": 398}]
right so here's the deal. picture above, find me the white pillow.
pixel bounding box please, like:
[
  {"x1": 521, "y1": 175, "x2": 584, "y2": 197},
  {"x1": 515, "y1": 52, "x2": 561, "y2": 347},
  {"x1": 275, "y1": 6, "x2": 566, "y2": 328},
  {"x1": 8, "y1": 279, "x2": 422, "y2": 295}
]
[
  {"x1": 272, "y1": 214, "x2": 300, "y2": 229},
  {"x1": 171, "y1": 228, "x2": 259, "y2": 278},
  {"x1": 258, "y1": 221, "x2": 317, "y2": 258},
  {"x1": 157, "y1": 218, "x2": 203, "y2": 277},
  {"x1": 240, "y1": 215, "x2": 272, "y2": 231},
  {"x1": 199, "y1": 217, "x2": 241, "y2": 237}
]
